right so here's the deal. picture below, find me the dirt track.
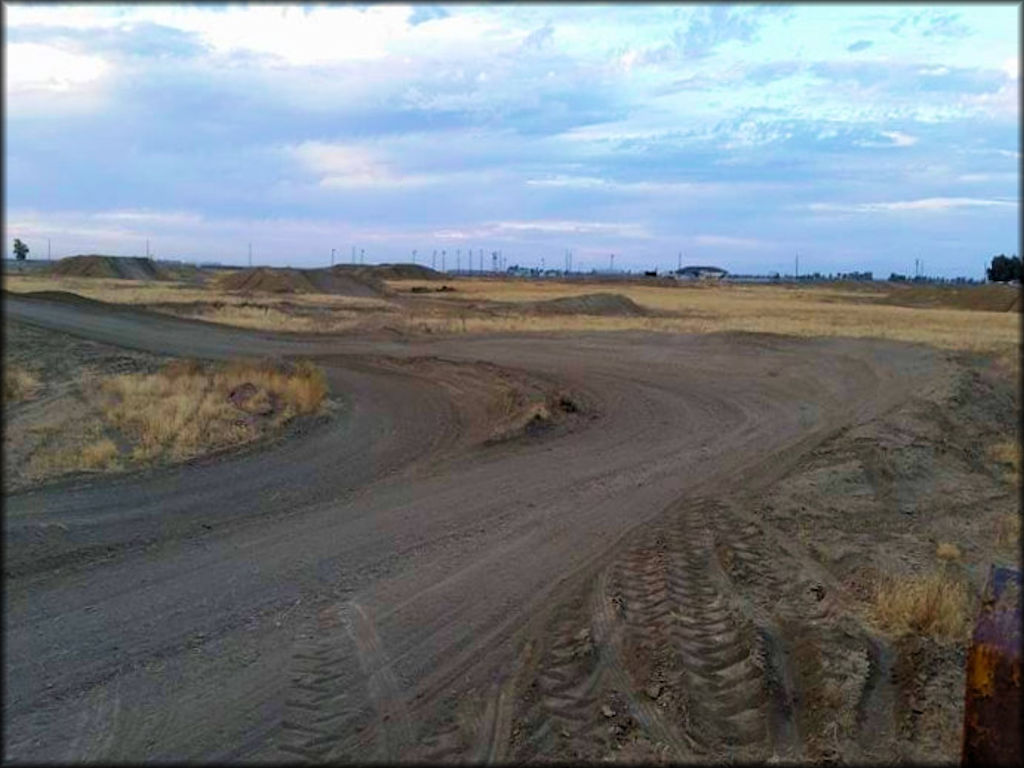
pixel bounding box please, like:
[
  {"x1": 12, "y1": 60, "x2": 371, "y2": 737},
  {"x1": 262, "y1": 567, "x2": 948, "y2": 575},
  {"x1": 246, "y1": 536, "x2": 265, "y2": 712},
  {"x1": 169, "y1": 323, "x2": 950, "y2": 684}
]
[{"x1": 2, "y1": 292, "x2": 965, "y2": 762}]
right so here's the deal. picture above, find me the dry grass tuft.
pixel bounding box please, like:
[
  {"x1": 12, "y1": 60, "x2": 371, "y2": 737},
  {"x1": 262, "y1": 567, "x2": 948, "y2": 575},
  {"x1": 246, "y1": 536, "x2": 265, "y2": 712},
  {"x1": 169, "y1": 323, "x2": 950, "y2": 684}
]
[
  {"x1": 98, "y1": 357, "x2": 328, "y2": 462},
  {"x1": 4, "y1": 365, "x2": 40, "y2": 403},
  {"x1": 80, "y1": 438, "x2": 119, "y2": 469},
  {"x1": 935, "y1": 542, "x2": 961, "y2": 561},
  {"x1": 871, "y1": 568, "x2": 970, "y2": 640},
  {"x1": 988, "y1": 441, "x2": 1021, "y2": 487}
]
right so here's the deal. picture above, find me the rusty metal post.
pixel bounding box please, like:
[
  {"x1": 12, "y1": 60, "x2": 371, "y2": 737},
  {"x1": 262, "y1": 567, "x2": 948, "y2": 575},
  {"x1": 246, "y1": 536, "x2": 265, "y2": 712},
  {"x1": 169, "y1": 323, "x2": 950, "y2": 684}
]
[{"x1": 962, "y1": 564, "x2": 1021, "y2": 766}]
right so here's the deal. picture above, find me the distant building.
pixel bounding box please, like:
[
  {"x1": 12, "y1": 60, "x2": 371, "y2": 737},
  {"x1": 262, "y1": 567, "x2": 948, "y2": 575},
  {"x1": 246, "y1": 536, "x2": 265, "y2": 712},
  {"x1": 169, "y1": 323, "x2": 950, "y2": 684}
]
[{"x1": 673, "y1": 265, "x2": 728, "y2": 280}]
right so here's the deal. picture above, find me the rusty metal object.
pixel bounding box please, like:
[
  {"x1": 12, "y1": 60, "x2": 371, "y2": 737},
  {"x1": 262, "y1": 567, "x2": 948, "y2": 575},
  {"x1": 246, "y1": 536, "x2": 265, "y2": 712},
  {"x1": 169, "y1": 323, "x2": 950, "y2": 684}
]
[{"x1": 962, "y1": 564, "x2": 1021, "y2": 767}]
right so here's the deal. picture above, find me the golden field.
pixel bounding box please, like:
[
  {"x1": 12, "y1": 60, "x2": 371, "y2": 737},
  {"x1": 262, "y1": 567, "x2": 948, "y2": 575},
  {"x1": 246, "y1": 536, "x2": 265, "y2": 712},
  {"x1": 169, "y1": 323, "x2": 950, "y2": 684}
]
[{"x1": 5, "y1": 273, "x2": 1019, "y2": 364}]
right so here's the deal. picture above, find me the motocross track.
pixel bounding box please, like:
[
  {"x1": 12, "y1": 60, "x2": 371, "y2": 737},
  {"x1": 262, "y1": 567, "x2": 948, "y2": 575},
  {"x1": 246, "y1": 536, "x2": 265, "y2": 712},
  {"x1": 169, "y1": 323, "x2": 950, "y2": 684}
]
[{"x1": 4, "y1": 291, "x2": 956, "y2": 763}]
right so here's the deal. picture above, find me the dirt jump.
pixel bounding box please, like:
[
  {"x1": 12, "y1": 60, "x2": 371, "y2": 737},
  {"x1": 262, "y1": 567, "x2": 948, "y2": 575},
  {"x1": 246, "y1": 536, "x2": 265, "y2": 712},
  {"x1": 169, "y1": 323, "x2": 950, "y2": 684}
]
[
  {"x1": 52, "y1": 254, "x2": 170, "y2": 280},
  {"x1": 217, "y1": 265, "x2": 384, "y2": 297}
]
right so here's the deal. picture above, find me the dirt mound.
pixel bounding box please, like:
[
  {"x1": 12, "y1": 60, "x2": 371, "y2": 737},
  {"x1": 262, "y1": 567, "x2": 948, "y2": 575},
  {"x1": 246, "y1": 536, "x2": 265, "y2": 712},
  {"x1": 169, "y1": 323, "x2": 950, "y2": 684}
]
[
  {"x1": 362, "y1": 263, "x2": 442, "y2": 280},
  {"x1": 330, "y1": 263, "x2": 442, "y2": 281},
  {"x1": 53, "y1": 255, "x2": 169, "y2": 281},
  {"x1": 878, "y1": 283, "x2": 1022, "y2": 312},
  {"x1": 217, "y1": 266, "x2": 382, "y2": 297},
  {"x1": 525, "y1": 292, "x2": 648, "y2": 316}
]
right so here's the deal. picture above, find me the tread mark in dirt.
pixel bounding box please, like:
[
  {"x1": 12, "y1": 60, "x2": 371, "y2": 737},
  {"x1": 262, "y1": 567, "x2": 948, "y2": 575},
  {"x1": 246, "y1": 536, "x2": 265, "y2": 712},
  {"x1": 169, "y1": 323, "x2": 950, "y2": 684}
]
[
  {"x1": 512, "y1": 611, "x2": 607, "y2": 760},
  {"x1": 277, "y1": 601, "x2": 413, "y2": 762},
  {"x1": 64, "y1": 677, "x2": 123, "y2": 762},
  {"x1": 348, "y1": 602, "x2": 416, "y2": 759},
  {"x1": 660, "y1": 504, "x2": 770, "y2": 753}
]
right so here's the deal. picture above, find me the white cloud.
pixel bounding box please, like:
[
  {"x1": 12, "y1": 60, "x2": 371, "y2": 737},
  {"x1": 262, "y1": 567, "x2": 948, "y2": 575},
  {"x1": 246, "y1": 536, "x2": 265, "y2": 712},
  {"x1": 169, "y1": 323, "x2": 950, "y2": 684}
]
[
  {"x1": 956, "y1": 172, "x2": 1018, "y2": 183},
  {"x1": 288, "y1": 141, "x2": 436, "y2": 188},
  {"x1": 5, "y1": 43, "x2": 109, "y2": 92},
  {"x1": 431, "y1": 219, "x2": 650, "y2": 240},
  {"x1": 1004, "y1": 57, "x2": 1019, "y2": 80},
  {"x1": 5, "y1": 4, "x2": 512, "y2": 68},
  {"x1": 693, "y1": 235, "x2": 763, "y2": 248},
  {"x1": 855, "y1": 130, "x2": 918, "y2": 148},
  {"x1": 809, "y1": 197, "x2": 1017, "y2": 214}
]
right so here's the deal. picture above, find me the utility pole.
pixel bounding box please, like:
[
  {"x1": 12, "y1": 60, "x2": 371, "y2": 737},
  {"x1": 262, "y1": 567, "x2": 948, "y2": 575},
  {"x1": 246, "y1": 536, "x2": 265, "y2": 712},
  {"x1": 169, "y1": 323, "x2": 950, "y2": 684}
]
[
  {"x1": 248, "y1": 242, "x2": 252, "y2": 268},
  {"x1": 47, "y1": 238, "x2": 51, "y2": 261},
  {"x1": 795, "y1": 252, "x2": 799, "y2": 280},
  {"x1": 146, "y1": 239, "x2": 150, "y2": 258},
  {"x1": 360, "y1": 248, "x2": 365, "y2": 265},
  {"x1": 610, "y1": 253, "x2": 614, "y2": 272},
  {"x1": 432, "y1": 250, "x2": 437, "y2": 269},
  {"x1": 412, "y1": 249, "x2": 417, "y2": 264},
  {"x1": 351, "y1": 245, "x2": 356, "y2": 264},
  {"x1": 331, "y1": 248, "x2": 336, "y2": 266},
  {"x1": 456, "y1": 249, "x2": 461, "y2": 273},
  {"x1": 442, "y1": 250, "x2": 446, "y2": 272}
]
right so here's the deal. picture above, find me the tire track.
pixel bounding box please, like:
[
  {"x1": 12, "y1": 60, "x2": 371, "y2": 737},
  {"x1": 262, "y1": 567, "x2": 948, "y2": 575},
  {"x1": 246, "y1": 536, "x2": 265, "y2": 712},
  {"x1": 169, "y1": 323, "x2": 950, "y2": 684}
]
[
  {"x1": 662, "y1": 503, "x2": 770, "y2": 755},
  {"x1": 277, "y1": 601, "x2": 414, "y2": 763}
]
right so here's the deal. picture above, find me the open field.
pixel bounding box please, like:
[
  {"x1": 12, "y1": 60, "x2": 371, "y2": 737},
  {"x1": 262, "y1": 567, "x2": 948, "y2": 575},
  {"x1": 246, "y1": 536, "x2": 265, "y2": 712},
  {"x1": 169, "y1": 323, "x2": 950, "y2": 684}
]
[
  {"x1": 5, "y1": 272, "x2": 1018, "y2": 359},
  {"x1": 3, "y1": 273, "x2": 1020, "y2": 764}
]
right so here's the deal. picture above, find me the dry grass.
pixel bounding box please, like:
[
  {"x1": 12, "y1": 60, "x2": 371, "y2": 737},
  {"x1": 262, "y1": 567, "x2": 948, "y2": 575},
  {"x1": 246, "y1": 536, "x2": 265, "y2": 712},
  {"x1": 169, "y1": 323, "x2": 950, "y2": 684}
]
[
  {"x1": 3, "y1": 364, "x2": 40, "y2": 403},
  {"x1": 389, "y1": 278, "x2": 1020, "y2": 355},
  {"x1": 164, "y1": 304, "x2": 366, "y2": 334},
  {"x1": 80, "y1": 438, "x2": 119, "y2": 469},
  {"x1": 870, "y1": 567, "x2": 970, "y2": 640},
  {"x1": 97, "y1": 358, "x2": 328, "y2": 461},
  {"x1": 988, "y1": 440, "x2": 1021, "y2": 487},
  {"x1": 2, "y1": 274, "x2": 393, "y2": 310},
  {"x1": 6, "y1": 273, "x2": 1019, "y2": 357},
  {"x1": 935, "y1": 542, "x2": 961, "y2": 561}
]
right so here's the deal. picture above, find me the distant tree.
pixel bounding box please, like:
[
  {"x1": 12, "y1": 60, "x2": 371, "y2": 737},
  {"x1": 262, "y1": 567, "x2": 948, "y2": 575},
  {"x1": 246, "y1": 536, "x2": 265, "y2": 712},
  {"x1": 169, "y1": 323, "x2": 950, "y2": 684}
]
[
  {"x1": 986, "y1": 254, "x2": 1022, "y2": 282},
  {"x1": 890, "y1": 273, "x2": 907, "y2": 281},
  {"x1": 12, "y1": 238, "x2": 29, "y2": 261}
]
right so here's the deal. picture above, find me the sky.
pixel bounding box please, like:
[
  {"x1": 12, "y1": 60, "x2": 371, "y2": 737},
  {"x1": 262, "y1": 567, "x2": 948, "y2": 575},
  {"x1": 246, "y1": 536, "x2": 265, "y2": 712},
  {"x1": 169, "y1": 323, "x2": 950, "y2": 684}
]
[{"x1": 3, "y1": 2, "x2": 1020, "y2": 277}]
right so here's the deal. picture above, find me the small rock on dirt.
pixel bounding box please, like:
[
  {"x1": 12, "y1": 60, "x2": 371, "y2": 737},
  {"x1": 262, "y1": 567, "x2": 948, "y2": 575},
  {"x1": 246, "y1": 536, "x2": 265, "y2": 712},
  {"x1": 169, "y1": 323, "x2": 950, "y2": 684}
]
[
  {"x1": 601, "y1": 704, "x2": 615, "y2": 718},
  {"x1": 575, "y1": 628, "x2": 591, "y2": 641},
  {"x1": 645, "y1": 683, "x2": 662, "y2": 700},
  {"x1": 228, "y1": 382, "x2": 258, "y2": 407}
]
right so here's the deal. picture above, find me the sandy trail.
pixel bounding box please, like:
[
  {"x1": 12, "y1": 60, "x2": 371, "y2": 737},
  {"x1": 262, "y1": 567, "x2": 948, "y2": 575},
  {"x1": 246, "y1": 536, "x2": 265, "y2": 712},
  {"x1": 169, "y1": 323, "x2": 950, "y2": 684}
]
[{"x1": 3, "y1": 292, "x2": 943, "y2": 762}]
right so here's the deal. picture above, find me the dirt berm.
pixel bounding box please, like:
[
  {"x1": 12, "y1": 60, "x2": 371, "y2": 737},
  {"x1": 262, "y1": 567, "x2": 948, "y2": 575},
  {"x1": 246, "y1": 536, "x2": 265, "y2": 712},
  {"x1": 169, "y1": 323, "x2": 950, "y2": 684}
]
[
  {"x1": 523, "y1": 292, "x2": 648, "y2": 316},
  {"x1": 217, "y1": 266, "x2": 383, "y2": 297},
  {"x1": 52, "y1": 255, "x2": 170, "y2": 281},
  {"x1": 334, "y1": 263, "x2": 443, "y2": 281}
]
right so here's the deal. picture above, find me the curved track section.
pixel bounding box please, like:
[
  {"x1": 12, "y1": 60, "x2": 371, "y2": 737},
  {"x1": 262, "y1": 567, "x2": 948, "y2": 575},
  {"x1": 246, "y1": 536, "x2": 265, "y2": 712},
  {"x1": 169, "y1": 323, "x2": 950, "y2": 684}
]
[{"x1": 3, "y1": 293, "x2": 938, "y2": 762}]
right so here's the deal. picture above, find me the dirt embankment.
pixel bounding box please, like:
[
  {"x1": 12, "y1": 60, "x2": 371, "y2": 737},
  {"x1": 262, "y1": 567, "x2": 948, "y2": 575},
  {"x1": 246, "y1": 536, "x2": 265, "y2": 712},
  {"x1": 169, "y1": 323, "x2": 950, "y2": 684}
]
[
  {"x1": 521, "y1": 292, "x2": 649, "y2": 317},
  {"x1": 53, "y1": 255, "x2": 171, "y2": 280},
  {"x1": 876, "y1": 283, "x2": 1022, "y2": 313},
  {"x1": 217, "y1": 266, "x2": 384, "y2": 297},
  {"x1": 340, "y1": 263, "x2": 443, "y2": 281}
]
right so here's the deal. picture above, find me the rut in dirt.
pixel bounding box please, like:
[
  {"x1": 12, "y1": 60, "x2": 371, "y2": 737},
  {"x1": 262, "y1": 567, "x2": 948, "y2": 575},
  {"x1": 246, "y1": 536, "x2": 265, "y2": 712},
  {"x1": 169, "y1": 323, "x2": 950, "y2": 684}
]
[{"x1": 486, "y1": 497, "x2": 905, "y2": 763}]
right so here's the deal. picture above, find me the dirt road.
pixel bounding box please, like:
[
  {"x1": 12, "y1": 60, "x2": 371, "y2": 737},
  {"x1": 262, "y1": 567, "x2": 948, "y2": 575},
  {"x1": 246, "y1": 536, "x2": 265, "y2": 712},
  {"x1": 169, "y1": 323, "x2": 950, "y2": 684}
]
[{"x1": 4, "y1": 292, "x2": 948, "y2": 762}]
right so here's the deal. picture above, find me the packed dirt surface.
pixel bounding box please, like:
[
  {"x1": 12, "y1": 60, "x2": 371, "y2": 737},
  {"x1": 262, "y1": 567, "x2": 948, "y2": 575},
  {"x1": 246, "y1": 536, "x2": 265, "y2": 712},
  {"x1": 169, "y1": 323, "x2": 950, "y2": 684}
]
[
  {"x1": 52, "y1": 255, "x2": 170, "y2": 281},
  {"x1": 3, "y1": 292, "x2": 1019, "y2": 764},
  {"x1": 521, "y1": 292, "x2": 648, "y2": 317},
  {"x1": 217, "y1": 266, "x2": 384, "y2": 297}
]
